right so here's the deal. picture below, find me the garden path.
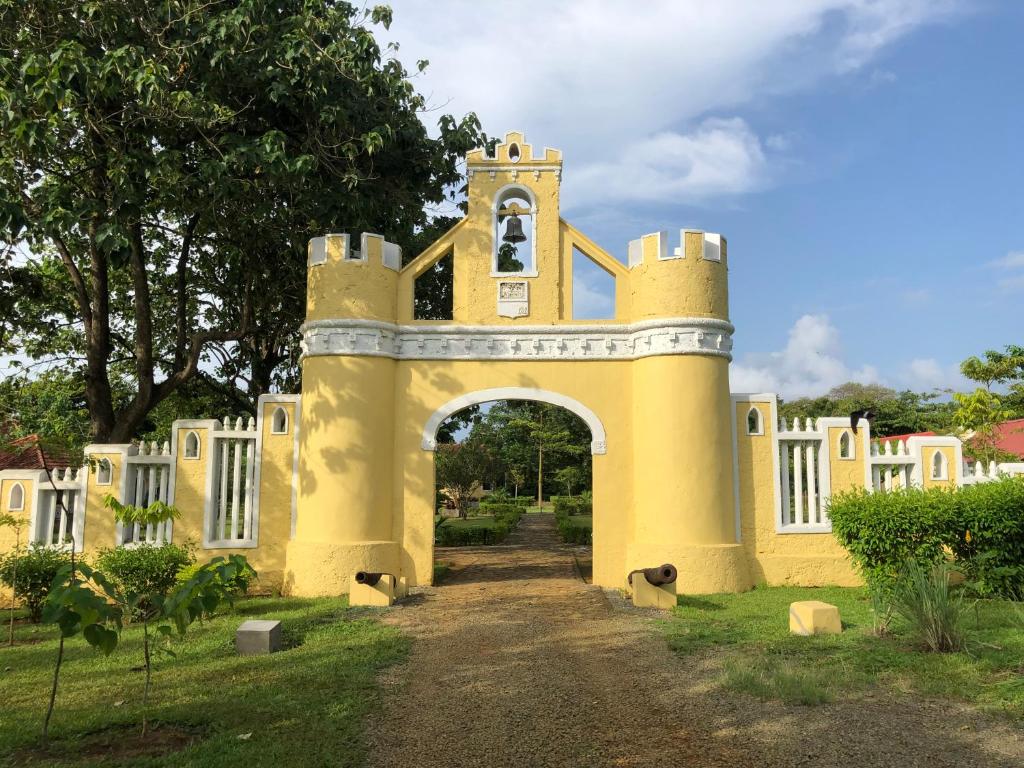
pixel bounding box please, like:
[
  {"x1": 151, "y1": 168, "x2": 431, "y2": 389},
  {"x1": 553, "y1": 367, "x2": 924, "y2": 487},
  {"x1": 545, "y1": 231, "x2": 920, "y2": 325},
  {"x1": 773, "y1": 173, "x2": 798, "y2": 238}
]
[{"x1": 366, "y1": 513, "x2": 1023, "y2": 768}]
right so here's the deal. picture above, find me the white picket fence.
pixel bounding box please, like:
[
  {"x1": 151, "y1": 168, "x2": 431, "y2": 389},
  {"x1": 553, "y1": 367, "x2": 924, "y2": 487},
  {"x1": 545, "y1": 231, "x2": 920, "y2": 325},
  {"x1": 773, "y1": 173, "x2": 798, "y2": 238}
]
[
  {"x1": 777, "y1": 418, "x2": 831, "y2": 532},
  {"x1": 33, "y1": 468, "x2": 86, "y2": 549},
  {"x1": 868, "y1": 439, "x2": 916, "y2": 492},
  {"x1": 207, "y1": 416, "x2": 258, "y2": 547},
  {"x1": 120, "y1": 441, "x2": 174, "y2": 546}
]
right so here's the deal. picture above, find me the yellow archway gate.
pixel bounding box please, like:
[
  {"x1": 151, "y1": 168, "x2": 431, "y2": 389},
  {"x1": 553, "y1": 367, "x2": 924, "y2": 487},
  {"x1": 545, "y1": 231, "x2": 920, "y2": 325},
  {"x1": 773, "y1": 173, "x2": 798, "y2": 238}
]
[{"x1": 287, "y1": 133, "x2": 752, "y2": 596}]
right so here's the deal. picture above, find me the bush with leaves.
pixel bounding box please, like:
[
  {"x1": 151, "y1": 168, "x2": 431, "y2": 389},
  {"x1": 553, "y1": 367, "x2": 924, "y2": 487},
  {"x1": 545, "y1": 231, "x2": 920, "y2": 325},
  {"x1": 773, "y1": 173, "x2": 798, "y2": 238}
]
[
  {"x1": 176, "y1": 557, "x2": 256, "y2": 596},
  {"x1": 96, "y1": 544, "x2": 195, "y2": 614},
  {"x1": 556, "y1": 515, "x2": 593, "y2": 545},
  {"x1": 0, "y1": 545, "x2": 73, "y2": 623},
  {"x1": 829, "y1": 487, "x2": 958, "y2": 596},
  {"x1": 552, "y1": 495, "x2": 592, "y2": 518},
  {"x1": 948, "y1": 477, "x2": 1024, "y2": 599}
]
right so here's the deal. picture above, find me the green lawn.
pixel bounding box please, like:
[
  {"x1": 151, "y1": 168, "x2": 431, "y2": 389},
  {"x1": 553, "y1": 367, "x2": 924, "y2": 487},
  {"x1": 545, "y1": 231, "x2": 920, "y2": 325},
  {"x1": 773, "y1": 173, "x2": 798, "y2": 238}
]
[
  {"x1": 662, "y1": 586, "x2": 1024, "y2": 716},
  {"x1": 0, "y1": 597, "x2": 407, "y2": 766}
]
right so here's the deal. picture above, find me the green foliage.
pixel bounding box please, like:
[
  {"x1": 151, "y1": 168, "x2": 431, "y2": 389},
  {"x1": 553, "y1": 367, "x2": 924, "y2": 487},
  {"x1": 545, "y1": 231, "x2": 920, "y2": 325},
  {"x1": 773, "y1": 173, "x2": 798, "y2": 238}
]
[
  {"x1": 723, "y1": 658, "x2": 833, "y2": 706},
  {"x1": 890, "y1": 561, "x2": 969, "y2": 653},
  {"x1": 95, "y1": 544, "x2": 195, "y2": 606},
  {"x1": 41, "y1": 562, "x2": 122, "y2": 652},
  {"x1": 952, "y1": 388, "x2": 1017, "y2": 464},
  {"x1": 435, "y1": 441, "x2": 489, "y2": 518},
  {"x1": 0, "y1": 372, "x2": 92, "y2": 455},
  {"x1": 949, "y1": 477, "x2": 1024, "y2": 599},
  {"x1": 552, "y1": 495, "x2": 592, "y2": 517},
  {"x1": 103, "y1": 494, "x2": 181, "y2": 529},
  {"x1": 829, "y1": 478, "x2": 1024, "y2": 600},
  {"x1": 779, "y1": 382, "x2": 956, "y2": 437},
  {"x1": 0, "y1": 545, "x2": 72, "y2": 622},
  {"x1": 556, "y1": 515, "x2": 592, "y2": 545},
  {"x1": 176, "y1": 558, "x2": 256, "y2": 597},
  {"x1": 0, "y1": 0, "x2": 484, "y2": 441},
  {"x1": 829, "y1": 487, "x2": 957, "y2": 597},
  {"x1": 435, "y1": 515, "x2": 516, "y2": 546}
]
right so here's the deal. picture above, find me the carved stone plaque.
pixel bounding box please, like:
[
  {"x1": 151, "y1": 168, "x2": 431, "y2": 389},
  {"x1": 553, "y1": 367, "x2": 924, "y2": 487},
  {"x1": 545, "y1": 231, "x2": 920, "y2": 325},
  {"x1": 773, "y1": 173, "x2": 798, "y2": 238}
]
[{"x1": 497, "y1": 280, "x2": 529, "y2": 318}]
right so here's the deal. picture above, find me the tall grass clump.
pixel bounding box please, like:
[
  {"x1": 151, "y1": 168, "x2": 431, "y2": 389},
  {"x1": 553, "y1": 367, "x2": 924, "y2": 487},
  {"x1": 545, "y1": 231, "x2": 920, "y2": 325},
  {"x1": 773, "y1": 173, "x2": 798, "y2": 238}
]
[{"x1": 891, "y1": 560, "x2": 969, "y2": 652}]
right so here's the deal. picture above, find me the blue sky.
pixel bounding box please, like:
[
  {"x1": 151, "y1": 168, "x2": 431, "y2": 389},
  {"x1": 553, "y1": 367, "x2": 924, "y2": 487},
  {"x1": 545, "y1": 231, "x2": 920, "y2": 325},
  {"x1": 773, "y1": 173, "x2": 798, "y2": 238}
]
[{"x1": 388, "y1": 0, "x2": 1023, "y2": 398}]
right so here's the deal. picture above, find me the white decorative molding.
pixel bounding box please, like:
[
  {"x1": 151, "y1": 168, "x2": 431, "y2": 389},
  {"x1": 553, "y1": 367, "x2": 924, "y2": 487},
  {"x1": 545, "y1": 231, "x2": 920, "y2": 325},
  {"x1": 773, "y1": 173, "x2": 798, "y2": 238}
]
[
  {"x1": 422, "y1": 387, "x2": 607, "y2": 455},
  {"x1": 497, "y1": 281, "x2": 529, "y2": 318},
  {"x1": 301, "y1": 317, "x2": 734, "y2": 362}
]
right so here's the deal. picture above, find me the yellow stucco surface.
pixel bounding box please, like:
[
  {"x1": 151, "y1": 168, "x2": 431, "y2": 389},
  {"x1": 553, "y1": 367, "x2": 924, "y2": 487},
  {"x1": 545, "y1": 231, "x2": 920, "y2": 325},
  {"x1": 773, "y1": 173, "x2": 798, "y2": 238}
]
[
  {"x1": 735, "y1": 401, "x2": 859, "y2": 587},
  {"x1": 0, "y1": 478, "x2": 33, "y2": 603}
]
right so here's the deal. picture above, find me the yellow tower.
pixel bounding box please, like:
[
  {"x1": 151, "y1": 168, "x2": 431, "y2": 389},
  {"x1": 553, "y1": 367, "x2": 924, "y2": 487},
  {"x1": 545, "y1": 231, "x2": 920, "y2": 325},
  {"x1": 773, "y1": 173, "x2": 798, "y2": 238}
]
[
  {"x1": 627, "y1": 230, "x2": 750, "y2": 591},
  {"x1": 287, "y1": 233, "x2": 405, "y2": 595}
]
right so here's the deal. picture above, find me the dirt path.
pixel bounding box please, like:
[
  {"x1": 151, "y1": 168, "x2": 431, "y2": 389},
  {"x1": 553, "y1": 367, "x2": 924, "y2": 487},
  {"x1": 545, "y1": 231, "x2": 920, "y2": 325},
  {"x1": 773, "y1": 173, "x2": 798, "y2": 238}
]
[{"x1": 367, "y1": 514, "x2": 1023, "y2": 768}]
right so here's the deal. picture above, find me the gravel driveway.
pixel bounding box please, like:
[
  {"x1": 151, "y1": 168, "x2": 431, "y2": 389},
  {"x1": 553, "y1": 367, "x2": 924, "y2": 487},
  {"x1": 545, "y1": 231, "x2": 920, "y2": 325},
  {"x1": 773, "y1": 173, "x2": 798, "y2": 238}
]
[{"x1": 366, "y1": 514, "x2": 1023, "y2": 768}]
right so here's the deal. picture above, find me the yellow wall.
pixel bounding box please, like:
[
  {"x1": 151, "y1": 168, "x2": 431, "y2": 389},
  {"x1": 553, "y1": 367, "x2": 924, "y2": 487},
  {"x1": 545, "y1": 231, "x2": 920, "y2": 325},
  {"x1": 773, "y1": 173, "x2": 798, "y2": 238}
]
[
  {"x1": 922, "y1": 445, "x2": 958, "y2": 489},
  {"x1": 827, "y1": 426, "x2": 864, "y2": 494},
  {"x1": 0, "y1": 478, "x2": 33, "y2": 603},
  {"x1": 734, "y1": 402, "x2": 860, "y2": 587},
  {"x1": 81, "y1": 451, "x2": 125, "y2": 551}
]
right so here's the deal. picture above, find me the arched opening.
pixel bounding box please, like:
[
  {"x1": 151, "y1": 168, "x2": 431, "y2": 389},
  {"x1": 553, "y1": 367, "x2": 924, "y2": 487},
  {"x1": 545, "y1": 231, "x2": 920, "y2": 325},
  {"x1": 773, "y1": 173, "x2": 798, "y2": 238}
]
[
  {"x1": 271, "y1": 406, "x2": 289, "y2": 435},
  {"x1": 838, "y1": 430, "x2": 854, "y2": 459},
  {"x1": 8, "y1": 482, "x2": 24, "y2": 511},
  {"x1": 184, "y1": 430, "x2": 201, "y2": 459},
  {"x1": 423, "y1": 388, "x2": 605, "y2": 582},
  {"x1": 492, "y1": 185, "x2": 536, "y2": 275},
  {"x1": 746, "y1": 406, "x2": 763, "y2": 436},
  {"x1": 95, "y1": 458, "x2": 112, "y2": 485},
  {"x1": 931, "y1": 449, "x2": 947, "y2": 480}
]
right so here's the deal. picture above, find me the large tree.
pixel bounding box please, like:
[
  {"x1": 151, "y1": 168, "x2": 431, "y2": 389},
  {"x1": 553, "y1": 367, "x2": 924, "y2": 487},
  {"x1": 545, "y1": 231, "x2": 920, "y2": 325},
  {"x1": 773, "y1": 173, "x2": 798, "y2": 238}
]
[{"x1": 0, "y1": 1, "x2": 482, "y2": 441}]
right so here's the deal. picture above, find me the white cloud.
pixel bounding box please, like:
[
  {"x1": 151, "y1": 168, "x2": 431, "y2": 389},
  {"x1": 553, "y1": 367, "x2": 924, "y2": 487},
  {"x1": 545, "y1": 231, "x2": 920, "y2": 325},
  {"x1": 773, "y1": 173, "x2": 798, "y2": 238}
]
[
  {"x1": 731, "y1": 314, "x2": 880, "y2": 398},
  {"x1": 387, "y1": 0, "x2": 964, "y2": 207},
  {"x1": 563, "y1": 118, "x2": 768, "y2": 207},
  {"x1": 899, "y1": 358, "x2": 965, "y2": 391},
  {"x1": 989, "y1": 250, "x2": 1024, "y2": 292}
]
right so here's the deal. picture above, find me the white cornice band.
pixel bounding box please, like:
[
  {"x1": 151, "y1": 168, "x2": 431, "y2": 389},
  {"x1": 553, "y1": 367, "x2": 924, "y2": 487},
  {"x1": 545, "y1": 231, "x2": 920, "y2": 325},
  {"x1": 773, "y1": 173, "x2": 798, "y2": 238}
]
[{"x1": 300, "y1": 317, "x2": 734, "y2": 362}]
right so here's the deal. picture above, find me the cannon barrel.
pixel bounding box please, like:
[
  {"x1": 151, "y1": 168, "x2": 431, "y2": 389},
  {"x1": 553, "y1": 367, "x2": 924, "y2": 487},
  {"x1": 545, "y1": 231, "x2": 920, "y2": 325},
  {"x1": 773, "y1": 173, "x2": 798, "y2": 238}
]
[
  {"x1": 628, "y1": 564, "x2": 678, "y2": 587},
  {"x1": 354, "y1": 571, "x2": 383, "y2": 587}
]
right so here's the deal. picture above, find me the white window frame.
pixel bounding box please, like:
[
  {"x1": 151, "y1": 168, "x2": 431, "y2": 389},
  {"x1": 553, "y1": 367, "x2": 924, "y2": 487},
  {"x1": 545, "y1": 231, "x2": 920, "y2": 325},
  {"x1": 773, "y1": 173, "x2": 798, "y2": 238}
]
[
  {"x1": 7, "y1": 481, "x2": 25, "y2": 511},
  {"x1": 184, "y1": 430, "x2": 201, "y2": 460},
  {"x1": 491, "y1": 183, "x2": 538, "y2": 278},
  {"x1": 270, "y1": 406, "x2": 289, "y2": 435},
  {"x1": 746, "y1": 406, "x2": 763, "y2": 436},
  {"x1": 931, "y1": 449, "x2": 948, "y2": 481}
]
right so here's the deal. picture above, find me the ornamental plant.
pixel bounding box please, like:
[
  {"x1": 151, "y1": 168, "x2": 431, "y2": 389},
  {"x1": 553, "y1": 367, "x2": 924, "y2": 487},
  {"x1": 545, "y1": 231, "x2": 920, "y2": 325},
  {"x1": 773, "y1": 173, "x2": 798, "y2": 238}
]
[
  {"x1": 0, "y1": 512, "x2": 25, "y2": 642},
  {"x1": 0, "y1": 544, "x2": 71, "y2": 624}
]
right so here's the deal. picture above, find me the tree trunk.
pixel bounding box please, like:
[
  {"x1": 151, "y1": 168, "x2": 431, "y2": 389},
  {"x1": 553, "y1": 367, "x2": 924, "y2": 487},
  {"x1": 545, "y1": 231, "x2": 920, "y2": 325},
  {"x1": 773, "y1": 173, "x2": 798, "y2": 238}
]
[{"x1": 537, "y1": 444, "x2": 543, "y2": 510}]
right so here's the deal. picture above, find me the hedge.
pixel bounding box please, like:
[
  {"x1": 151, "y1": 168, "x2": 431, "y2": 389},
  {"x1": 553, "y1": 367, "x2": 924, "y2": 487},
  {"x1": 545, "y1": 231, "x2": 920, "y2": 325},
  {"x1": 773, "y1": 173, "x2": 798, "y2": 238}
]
[
  {"x1": 552, "y1": 496, "x2": 591, "y2": 517},
  {"x1": 0, "y1": 546, "x2": 73, "y2": 622},
  {"x1": 557, "y1": 515, "x2": 592, "y2": 545},
  {"x1": 436, "y1": 517, "x2": 513, "y2": 546},
  {"x1": 96, "y1": 543, "x2": 194, "y2": 600},
  {"x1": 829, "y1": 477, "x2": 1024, "y2": 599}
]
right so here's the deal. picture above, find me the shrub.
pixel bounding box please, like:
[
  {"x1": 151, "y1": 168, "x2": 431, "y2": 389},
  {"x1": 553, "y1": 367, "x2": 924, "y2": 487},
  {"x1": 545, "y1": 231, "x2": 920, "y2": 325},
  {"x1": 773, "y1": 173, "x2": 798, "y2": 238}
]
[
  {"x1": 0, "y1": 546, "x2": 72, "y2": 622},
  {"x1": 829, "y1": 478, "x2": 1024, "y2": 600},
  {"x1": 176, "y1": 558, "x2": 256, "y2": 596},
  {"x1": 435, "y1": 519, "x2": 512, "y2": 546},
  {"x1": 512, "y1": 497, "x2": 534, "y2": 507},
  {"x1": 948, "y1": 477, "x2": 1024, "y2": 599},
  {"x1": 829, "y1": 487, "x2": 957, "y2": 596},
  {"x1": 553, "y1": 496, "x2": 591, "y2": 517},
  {"x1": 891, "y1": 560, "x2": 969, "y2": 652},
  {"x1": 556, "y1": 515, "x2": 592, "y2": 545},
  {"x1": 95, "y1": 544, "x2": 194, "y2": 604}
]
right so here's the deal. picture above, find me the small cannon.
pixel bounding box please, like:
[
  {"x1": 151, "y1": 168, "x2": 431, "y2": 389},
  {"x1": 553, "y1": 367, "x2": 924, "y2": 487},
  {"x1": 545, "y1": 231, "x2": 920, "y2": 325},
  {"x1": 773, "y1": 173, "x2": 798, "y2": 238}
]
[
  {"x1": 628, "y1": 563, "x2": 678, "y2": 587},
  {"x1": 354, "y1": 571, "x2": 383, "y2": 587}
]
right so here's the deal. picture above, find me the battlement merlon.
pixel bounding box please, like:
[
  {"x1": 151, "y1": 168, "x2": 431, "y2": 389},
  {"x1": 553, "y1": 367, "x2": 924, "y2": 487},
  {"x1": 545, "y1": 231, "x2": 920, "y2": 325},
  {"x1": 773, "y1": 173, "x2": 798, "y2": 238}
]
[
  {"x1": 627, "y1": 229, "x2": 726, "y2": 268},
  {"x1": 307, "y1": 233, "x2": 402, "y2": 270},
  {"x1": 466, "y1": 130, "x2": 563, "y2": 168}
]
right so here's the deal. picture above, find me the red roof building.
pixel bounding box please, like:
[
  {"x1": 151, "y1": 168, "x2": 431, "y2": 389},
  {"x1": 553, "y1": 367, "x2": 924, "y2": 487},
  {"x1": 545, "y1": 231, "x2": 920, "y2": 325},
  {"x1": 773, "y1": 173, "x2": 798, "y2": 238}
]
[
  {"x1": 0, "y1": 434, "x2": 75, "y2": 471},
  {"x1": 880, "y1": 418, "x2": 1024, "y2": 460}
]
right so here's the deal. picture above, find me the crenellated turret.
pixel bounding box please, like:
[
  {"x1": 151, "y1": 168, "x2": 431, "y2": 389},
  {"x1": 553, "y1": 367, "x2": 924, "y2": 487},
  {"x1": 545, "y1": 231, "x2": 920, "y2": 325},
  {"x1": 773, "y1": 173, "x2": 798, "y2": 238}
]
[
  {"x1": 627, "y1": 228, "x2": 729, "y2": 322},
  {"x1": 305, "y1": 232, "x2": 402, "y2": 324}
]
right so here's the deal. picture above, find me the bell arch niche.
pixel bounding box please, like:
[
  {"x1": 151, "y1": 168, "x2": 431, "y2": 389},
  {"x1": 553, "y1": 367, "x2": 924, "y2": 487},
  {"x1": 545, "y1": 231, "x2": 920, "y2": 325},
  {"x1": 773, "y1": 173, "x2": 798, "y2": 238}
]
[{"x1": 492, "y1": 184, "x2": 537, "y2": 277}]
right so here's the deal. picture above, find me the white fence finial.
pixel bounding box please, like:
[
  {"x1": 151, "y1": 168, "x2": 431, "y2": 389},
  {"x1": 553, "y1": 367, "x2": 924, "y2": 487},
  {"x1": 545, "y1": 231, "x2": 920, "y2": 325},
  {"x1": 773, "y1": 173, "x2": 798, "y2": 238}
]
[{"x1": 247, "y1": 416, "x2": 256, "y2": 432}]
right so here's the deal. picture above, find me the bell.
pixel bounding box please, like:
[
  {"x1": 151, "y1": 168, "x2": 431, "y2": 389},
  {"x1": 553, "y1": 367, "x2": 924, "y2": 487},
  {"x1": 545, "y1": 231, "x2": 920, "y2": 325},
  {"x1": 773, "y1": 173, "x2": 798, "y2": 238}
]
[{"x1": 502, "y1": 212, "x2": 527, "y2": 244}]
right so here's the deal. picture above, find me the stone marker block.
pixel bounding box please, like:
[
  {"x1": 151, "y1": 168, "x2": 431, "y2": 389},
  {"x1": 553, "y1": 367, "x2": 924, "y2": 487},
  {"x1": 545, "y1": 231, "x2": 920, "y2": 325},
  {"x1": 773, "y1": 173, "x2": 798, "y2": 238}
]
[
  {"x1": 629, "y1": 575, "x2": 677, "y2": 610},
  {"x1": 349, "y1": 573, "x2": 395, "y2": 607},
  {"x1": 236, "y1": 619, "x2": 283, "y2": 655},
  {"x1": 789, "y1": 600, "x2": 842, "y2": 636}
]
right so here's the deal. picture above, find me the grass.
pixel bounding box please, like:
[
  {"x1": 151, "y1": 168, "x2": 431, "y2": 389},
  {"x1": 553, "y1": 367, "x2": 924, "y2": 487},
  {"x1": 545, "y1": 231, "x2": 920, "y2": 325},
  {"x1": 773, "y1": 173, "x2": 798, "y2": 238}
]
[
  {"x1": 0, "y1": 596, "x2": 407, "y2": 766},
  {"x1": 662, "y1": 586, "x2": 1024, "y2": 717},
  {"x1": 433, "y1": 561, "x2": 451, "y2": 583}
]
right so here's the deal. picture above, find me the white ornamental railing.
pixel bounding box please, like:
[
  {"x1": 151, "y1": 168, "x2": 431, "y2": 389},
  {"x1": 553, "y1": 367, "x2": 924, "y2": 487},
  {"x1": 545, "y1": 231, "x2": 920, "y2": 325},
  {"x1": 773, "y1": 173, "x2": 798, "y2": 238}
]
[
  {"x1": 34, "y1": 467, "x2": 86, "y2": 550},
  {"x1": 868, "y1": 439, "x2": 917, "y2": 492},
  {"x1": 207, "y1": 416, "x2": 257, "y2": 547},
  {"x1": 777, "y1": 418, "x2": 830, "y2": 532},
  {"x1": 120, "y1": 441, "x2": 174, "y2": 546}
]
